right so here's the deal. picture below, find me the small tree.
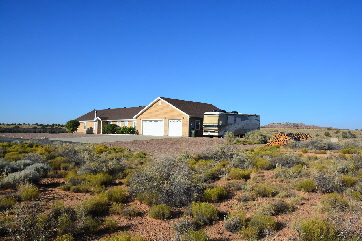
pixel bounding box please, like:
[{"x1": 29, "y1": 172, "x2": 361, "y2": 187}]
[{"x1": 65, "y1": 120, "x2": 80, "y2": 133}]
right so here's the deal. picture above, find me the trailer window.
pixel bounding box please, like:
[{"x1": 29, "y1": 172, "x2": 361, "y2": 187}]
[{"x1": 228, "y1": 116, "x2": 235, "y2": 124}]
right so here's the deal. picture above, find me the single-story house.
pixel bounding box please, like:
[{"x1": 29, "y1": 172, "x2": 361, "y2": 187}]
[
  {"x1": 134, "y1": 97, "x2": 219, "y2": 137},
  {"x1": 76, "y1": 106, "x2": 145, "y2": 134},
  {"x1": 76, "y1": 97, "x2": 220, "y2": 137}
]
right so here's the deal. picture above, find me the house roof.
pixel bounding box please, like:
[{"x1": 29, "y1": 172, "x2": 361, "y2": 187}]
[
  {"x1": 76, "y1": 106, "x2": 145, "y2": 121},
  {"x1": 134, "y1": 97, "x2": 220, "y2": 118}
]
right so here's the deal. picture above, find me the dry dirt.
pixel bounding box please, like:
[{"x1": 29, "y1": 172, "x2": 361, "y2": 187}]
[{"x1": 0, "y1": 133, "x2": 329, "y2": 241}]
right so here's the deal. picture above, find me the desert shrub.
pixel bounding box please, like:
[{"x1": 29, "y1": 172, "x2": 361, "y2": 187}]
[
  {"x1": 25, "y1": 163, "x2": 51, "y2": 177},
  {"x1": 121, "y1": 205, "x2": 140, "y2": 218},
  {"x1": 230, "y1": 152, "x2": 253, "y2": 169},
  {"x1": 274, "y1": 164, "x2": 307, "y2": 179},
  {"x1": 253, "y1": 185, "x2": 278, "y2": 198},
  {"x1": 10, "y1": 159, "x2": 34, "y2": 171},
  {"x1": 268, "y1": 153, "x2": 304, "y2": 168},
  {"x1": 129, "y1": 158, "x2": 202, "y2": 207},
  {"x1": 288, "y1": 139, "x2": 340, "y2": 151},
  {"x1": 54, "y1": 234, "x2": 74, "y2": 241},
  {"x1": 203, "y1": 186, "x2": 227, "y2": 202},
  {"x1": 4, "y1": 169, "x2": 40, "y2": 187},
  {"x1": 173, "y1": 218, "x2": 196, "y2": 235},
  {"x1": 4, "y1": 152, "x2": 25, "y2": 162},
  {"x1": 319, "y1": 193, "x2": 349, "y2": 213},
  {"x1": 49, "y1": 157, "x2": 69, "y2": 170},
  {"x1": 337, "y1": 175, "x2": 358, "y2": 188},
  {"x1": 241, "y1": 214, "x2": 277, "y2": 240},
  {"x1": 244, "y1": 130, "x2": 271, "y2": 144},
  {"x1": 109, "y1": 202, "x2": 124, "y2": 215},
  {"x1": 224, "y1": 210, "x2": 247, "y2": 233},
  {"x1": 295, "y1": 179, "x2": 316, "y2": 192},
  {"x1": 81, "y1": 193, "x2": 109, "y2": 216},
  {"x1": 328, "y1": 210, "x2": 362, "y2": 240},
  {"x1": 180, "y1": 229, "x2": 208, "y2": 241},
  {"x1": 301, "y1": 147, "x2": 309, "y2": 153},
  {"x1": 313, "y1": 171, "x2": 341, "y2": 193},
  {"x1": 18, "y1": 184, "x2": 40, "y2": 201},
  {"x1": 0, "y1": 196, "x2": 17, "y2": 211},
  {"x1": 260, "y1": 199, "x2": 294, "y2": 216},
  {"x1": 148, "y1": 204, "x2": 171, "y2": 220},
  {"x1": 99, "y1": 233, "x2": 147, "y2": 241},
  {"x1": 236, "y1": 192, "x2": 256, "y2": 202},
  {"x1": 191, "y1": 202, "x2": 219, "y2": 226},
  {"x1": 228, "y1": 168, "x2": 252, "y2": 180},
  {"x1": 107, "y1": 186, "x2": 127, "y2": 203},
  {"x1": 297, "y1": 218, "x2": 338, "y2": 241},
  {"x1": 253, "y1": 159, "x2": 273, "y2": 170},
  {"x1": 102, "y1": 217, "x2": 119, "y2": 232}
]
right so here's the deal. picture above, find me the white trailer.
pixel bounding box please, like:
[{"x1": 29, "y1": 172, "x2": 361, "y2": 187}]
[{"x1": 203, "y1": 110, "x2": 260, "y2": 137}]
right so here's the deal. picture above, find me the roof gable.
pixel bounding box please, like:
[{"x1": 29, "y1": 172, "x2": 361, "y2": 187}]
[
  {"x1": 77, "y1": 106, "x2": 145, "y2": 121},
  {"x1": 134, "y1": 97, "x2": 220, "y2": 118}
]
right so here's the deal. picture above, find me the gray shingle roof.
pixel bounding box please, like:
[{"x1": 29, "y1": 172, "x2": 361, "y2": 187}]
[
  {"x1": 160, "y1": 97, "x2": 220, "y2": 116},
  {"x1": 76, "y1": 106, "x2": 145, "y2": 121}
]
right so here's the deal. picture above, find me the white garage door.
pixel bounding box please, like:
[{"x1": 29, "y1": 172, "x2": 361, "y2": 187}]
[
  {"x1": 142, "y1": 120, "x2": 164, "y2": 136},
  {"x1": 168, "y1": 119, "x2": 182, "y2": 136}
]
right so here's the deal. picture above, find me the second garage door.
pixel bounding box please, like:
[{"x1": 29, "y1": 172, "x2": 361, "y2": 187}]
[
  {"x1": 142, "y1": 120, "x2": 164, "y2": 136},
  {"x1": 168, "y1": 119, "x2": 182, "y2": 136}
]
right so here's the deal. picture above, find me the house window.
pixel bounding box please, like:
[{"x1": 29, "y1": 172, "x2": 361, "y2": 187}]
[
  {"x1": 124, "y1": 121, "x2": 128, "y2": 127},
  {"x1": 83, "y1": 122, "x2": 87, "y2": 130},
  {"x1": 117, "y1": 121, "x2": 121, "y2": 126},
  {"x1": 108, "y1": 121, "x2": 112, "y2": 125},
  {"x1": 133, "y1": 121, "x2": 136, "y2": 128},
  {"x1": 195, "y1": 120, "x2": 201, "y2": 130}
]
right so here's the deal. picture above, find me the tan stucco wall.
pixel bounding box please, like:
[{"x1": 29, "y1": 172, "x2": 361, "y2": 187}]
[{"x1": 136, "y1": 100, "x2": 190, "y2": 136}]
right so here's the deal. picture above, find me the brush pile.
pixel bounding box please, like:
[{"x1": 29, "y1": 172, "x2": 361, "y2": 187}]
[{"x1": 266, "y1": 132, "x2": 312, "y2": 146}]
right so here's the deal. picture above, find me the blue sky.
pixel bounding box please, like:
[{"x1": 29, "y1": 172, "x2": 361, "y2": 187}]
[{"x1": 1, "y1": 0, "x2": 361, "y2": 129}]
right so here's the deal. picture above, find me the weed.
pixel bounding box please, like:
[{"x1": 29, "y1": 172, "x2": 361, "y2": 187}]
[
  {"x1": 297, "y1": 218, "x2": 338, "y2": 241},
  {"x1": 0, "y1": 196, "x2": 17, "y2": 211},
  {"x1": 203, "y1": 186, "x2": 227, "y2": 202},
  {"x1": 107, "y1": 186, "x2": 127, "y2": 203},
  {"x1": 260, "y1": 199, "x2": 294, "y2": 216},
  {"x1": 228, "y1": 168, "x2": 252, "y2": 180},
  {"x1": 148, "y1": 204, "x2": 171, "y2": 220},
  {"x1": 191, "y1": 202, "x2": 219, "y2": 226},
  {"x1": 319, "y1": 193, "x2": 349, "y2": 213},
  {"x1": 295, "y1": 179, "x2": 316, "y2": 192},
  {"x1": 81, "y1": 193, "x2": 109, "y2": 216},
  {"x1": 18, "y1": 183, "x2": 40, "y2": 201},
  {"x1": 121, "y1": 205, "x2": 139, "y2": 219}
]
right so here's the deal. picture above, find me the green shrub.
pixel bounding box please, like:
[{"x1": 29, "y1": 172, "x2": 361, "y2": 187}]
[
  {"x1": 102, "y1": 124, "x2": 119, "y2": 134},
  {"x1": 99, "y1": 233, "x2": 147, "y2": 241},
  {"x1": 253, "y1": 185, "x2": 278, "y2": 197},
  {"x1": 102, "y1": 217, "x2": 119, "y2": 232},
  {"x1": 148, "y1": 204, "x2": 171, "y2": 220},
  {"x1": 319, "y1": 193, "x2": 349, "y2": 213},
  {"x1": 203, "y1": 186, "x2": 227, "y2": 202},
  {"x1": 191, "y1": 202, "x2": 219, "y2": 226},
  {"x1": 54, "y1": 234, "x2": 75, "y2": 241},
  {"x1": 241, "y1": 214, "x2": 277, "y2": 240},
  {"x1": 301, "y1": 148, "x2": 309, "y2": 153},
  {"x1": 181, "y1": 229, "x2": 209, "y2": 241},
  {"x1": 82, "y1": 193, "x2": 109, "y2": 216},
  {"x1": 19, "y1": 185, "x2": 40, "y2": 201},
  {"x1": 109, "y1": 202, "x2": 124, "y2": 215},
  {"x1": 253, "y1": 159, "x2": 273, "y2": 170},
  {"x1": 244, "y1": 130, "x2": 271, "y2": 144},
  {"x1": 296, "y1": 179, "x2": 316, "y2": 192},
  {"x1": 228, "y1": 168, "x2": 252, "y2": 180},
  {"x1": 107, "y1": 186, "x2": 127, "y2": 203},
  {"x1": 0, "y1": 196, "x2": 17, "y2": 210},
  {"x1": 297, "y1": 218, "x2": 338, "y2": 241}
]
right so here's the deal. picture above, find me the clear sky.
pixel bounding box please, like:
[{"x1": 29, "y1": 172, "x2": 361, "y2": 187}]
[{"x1": 1, "y1": 0, "x2": 361, "y2": 129}]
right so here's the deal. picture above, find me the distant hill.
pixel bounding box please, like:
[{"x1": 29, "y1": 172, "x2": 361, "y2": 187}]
[{"x1": 262, "y1": 123, "x2": 338, "y2": 129}]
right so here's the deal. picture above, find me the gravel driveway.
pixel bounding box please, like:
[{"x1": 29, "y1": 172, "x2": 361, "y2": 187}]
[{"x1": 0, "y1": 133, "x2": 263, "y2": 157}]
